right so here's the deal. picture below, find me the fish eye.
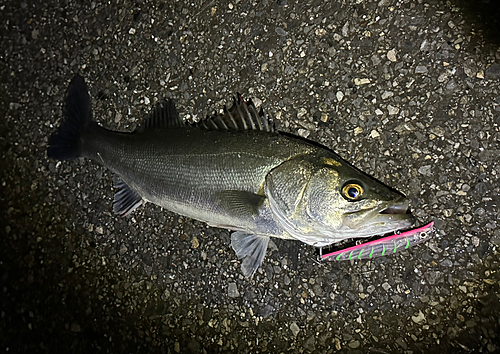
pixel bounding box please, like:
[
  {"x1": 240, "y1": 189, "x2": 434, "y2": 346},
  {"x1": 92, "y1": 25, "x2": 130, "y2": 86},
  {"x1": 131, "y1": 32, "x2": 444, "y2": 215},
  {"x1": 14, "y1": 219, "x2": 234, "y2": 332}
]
[{"x1": 342, "y1": 183, "x2": 364, "y2": 201}]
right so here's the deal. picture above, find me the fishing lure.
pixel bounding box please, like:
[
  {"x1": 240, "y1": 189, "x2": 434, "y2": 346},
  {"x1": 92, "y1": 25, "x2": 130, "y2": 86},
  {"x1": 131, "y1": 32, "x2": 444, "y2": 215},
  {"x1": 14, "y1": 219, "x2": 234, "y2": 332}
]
[{"x1": 320, "y1": 222, "x2": 434, "y2": 261}]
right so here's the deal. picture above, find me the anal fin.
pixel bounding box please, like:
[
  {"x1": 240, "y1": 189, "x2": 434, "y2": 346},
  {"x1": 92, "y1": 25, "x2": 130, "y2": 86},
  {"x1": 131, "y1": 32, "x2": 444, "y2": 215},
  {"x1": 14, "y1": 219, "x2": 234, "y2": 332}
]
[
  {"x1": 113, "y1": 175, "x2": 144, "y2": 216},
  {"x1": 231, "y1": 231, "x2": 270, "y2": 278}
]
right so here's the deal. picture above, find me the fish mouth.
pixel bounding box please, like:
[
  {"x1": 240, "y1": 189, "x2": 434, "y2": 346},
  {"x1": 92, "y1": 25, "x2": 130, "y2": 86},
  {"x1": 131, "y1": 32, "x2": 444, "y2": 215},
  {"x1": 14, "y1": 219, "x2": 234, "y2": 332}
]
[
  {"x1": 379, "y1": 202, "x2": 411, "y2": 215},
  {"x1": 341, "y1": 199, "x2": 415, "y2": 238}
]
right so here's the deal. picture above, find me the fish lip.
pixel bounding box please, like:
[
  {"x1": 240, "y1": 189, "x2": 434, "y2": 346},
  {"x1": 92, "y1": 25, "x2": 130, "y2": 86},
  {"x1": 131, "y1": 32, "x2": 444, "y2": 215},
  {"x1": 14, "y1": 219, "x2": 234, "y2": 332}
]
[
  {"x1": 379, "y1": 199, "x2": 411, "y2": 215},
  {"x1": 379, "y1": 203, "x2": 411, "y2": 215},
  {"x1": 341, "y1": 199, "x2": 415, "y2": 236}
]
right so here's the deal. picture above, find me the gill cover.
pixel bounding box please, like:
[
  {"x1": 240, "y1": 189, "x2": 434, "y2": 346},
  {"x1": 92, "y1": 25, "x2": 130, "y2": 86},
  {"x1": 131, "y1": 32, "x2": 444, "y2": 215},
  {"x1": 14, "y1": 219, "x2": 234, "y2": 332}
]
[{"x1": 265, "y1": 157, "x2": 347, "y2": 246}]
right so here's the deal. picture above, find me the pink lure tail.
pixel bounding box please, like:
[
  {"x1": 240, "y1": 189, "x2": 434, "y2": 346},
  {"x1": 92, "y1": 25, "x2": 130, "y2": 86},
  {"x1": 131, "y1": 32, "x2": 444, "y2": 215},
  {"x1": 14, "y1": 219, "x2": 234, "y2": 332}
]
[{"x1": 321, "y1": 222, "x2": 434, "y2": 261}]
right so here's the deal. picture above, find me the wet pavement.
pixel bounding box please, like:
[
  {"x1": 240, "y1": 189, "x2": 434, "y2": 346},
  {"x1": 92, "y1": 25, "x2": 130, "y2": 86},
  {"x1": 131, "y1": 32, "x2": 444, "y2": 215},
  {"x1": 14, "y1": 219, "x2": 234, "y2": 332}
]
[{"x1": 2, "y1": 0, "x2": 500, "y2": 352}]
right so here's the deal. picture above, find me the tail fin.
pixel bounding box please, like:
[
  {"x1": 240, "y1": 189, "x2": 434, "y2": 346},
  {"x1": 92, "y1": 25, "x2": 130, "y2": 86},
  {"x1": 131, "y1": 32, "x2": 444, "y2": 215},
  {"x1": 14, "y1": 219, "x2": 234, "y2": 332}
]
[{"x1": 48, "y1": 75, "x2": 93, "y2": 160}]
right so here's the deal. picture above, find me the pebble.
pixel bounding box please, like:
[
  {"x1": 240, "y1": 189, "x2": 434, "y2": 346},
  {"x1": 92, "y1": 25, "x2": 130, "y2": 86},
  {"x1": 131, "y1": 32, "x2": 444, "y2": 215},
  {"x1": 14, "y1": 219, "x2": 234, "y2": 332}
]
[
  {"x1": 387, "y1": 49, "x2": 397, "y2": 62},
  {"x1": 387, "y1": 105, "x2": 399, "y2": 115},
  {"x1": 418, "y1": 165, "x2": 432, "y2": 176},
  {"x1": 415, "y1": 65, "x2": 428, "y2": 74},
  {"x1": 381, "y1": 91, "x2": 393, "y2": 99},
  {"x1": 290, "y1": 322, "x2": 300, "y2": 336},
  {"x1": 334, "y1": 337, "x2": 341, "y2": 350},
  {"x1": 440, "y1": 259, "x2": 453, "y2": 267},
  {"x1": 275, "y1": 27, "x2": 288, "y2": 36},
  {"x1": 227, "y1": 283, "x2": 240, "y2": 298},
  {"x1": 70, "y1": 323, "x2": 81, "y2": 332},
  {"x1": 354, "y1": 78, "x2": 370, "y2": 85},
  {"x1": 192, "y1": 236, "x2": 199, "y2": 249},
  {"x1": 412, "y1": 310, "x2": 426, "y2": 324},
  {"x1": 485, "y1": 63, "x2": 500, "y2": 79},
  {"x1": 336, "y1": 91, "x2": 344, "y2": 102},
  {"x1": 349, "y1": 340, "x2": 360, "y2": 348}
]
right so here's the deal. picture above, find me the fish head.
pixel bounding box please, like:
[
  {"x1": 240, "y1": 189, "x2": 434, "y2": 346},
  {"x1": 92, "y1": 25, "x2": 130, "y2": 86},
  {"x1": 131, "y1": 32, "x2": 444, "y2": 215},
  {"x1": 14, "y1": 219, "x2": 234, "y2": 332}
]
[{"x1": 265, "y1": 155, "x2": 415, "y2": 246}]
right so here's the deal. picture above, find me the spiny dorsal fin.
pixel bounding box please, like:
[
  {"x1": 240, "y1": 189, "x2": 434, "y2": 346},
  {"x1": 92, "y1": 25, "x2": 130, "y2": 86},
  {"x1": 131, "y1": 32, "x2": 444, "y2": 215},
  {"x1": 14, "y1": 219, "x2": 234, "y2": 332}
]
[
  {"x1": 138, "y1": 99, "x2": 184, "y2": 131},
  {"x1": 194, "y1": 93, "x2": 275, "y2": 132}
]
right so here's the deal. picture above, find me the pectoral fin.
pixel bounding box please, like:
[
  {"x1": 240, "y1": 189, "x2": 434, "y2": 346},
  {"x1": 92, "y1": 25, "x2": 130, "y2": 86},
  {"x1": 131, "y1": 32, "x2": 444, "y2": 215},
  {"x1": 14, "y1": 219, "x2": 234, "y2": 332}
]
[
  {"x1": 215, "y1": 190, "x2": 265, "y2": 219},
  {"x1": 231, "y1": 231, "x2": 270, "y2": 278}
]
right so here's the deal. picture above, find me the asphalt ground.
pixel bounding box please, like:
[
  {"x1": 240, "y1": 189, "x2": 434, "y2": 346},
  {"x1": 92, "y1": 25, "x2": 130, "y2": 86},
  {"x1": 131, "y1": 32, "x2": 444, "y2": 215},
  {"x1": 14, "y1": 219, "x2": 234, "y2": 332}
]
[{"x1": 1, "y1": 0, "x2": 500, "y2": 352}]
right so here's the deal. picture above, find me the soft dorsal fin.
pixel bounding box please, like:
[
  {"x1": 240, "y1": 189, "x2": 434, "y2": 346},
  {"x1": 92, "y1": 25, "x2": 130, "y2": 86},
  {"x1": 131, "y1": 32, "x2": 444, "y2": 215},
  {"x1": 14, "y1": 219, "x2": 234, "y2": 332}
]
[
  {"x1": 138, "y1": 99, "x2": 184, "y2": 131},
  {"x1": 195, "y1": 93, "x2": 275, "y2": 132}
]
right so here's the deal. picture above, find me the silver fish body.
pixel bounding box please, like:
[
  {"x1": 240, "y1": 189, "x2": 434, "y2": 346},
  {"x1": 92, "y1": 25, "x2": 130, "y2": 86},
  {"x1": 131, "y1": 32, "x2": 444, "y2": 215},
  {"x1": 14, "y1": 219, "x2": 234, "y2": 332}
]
[{"x1": 49, "y1": 75, "x2": 415, "y2": 277}]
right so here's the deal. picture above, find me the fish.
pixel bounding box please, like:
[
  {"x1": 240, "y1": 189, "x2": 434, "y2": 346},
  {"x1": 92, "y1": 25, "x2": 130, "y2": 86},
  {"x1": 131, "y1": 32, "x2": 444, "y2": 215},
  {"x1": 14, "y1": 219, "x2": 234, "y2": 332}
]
[{"x1": 48, "y1": 75, "x2": 423, "y2": 278}]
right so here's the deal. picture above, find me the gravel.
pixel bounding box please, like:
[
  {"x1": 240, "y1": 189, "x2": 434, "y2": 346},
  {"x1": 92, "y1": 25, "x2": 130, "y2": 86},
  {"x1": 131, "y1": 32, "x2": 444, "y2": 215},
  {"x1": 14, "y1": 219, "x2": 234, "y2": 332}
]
[{"x1": 1, "y1": 0, "x2": 500, "y2": 353}]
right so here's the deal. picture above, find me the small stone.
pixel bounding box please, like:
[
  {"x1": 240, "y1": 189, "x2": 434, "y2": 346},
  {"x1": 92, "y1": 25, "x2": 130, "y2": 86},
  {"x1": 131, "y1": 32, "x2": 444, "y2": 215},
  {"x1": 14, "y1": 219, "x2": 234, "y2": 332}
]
[
  {"x1": 387, "y1": 105, "x2": 399, "y2": 115},
  {"x1": 440, "y1": 259, "x2": 453, "y2": 267},
  {"x1": 418, "y1": 165, "x2": 432, "y2": 176},
  {"x1": 290, "y1": 322, "x2": 300, "y2": 336},
  {"x1": 466, "y1": 320, "x2": 476, "y2": 328},
  {"x1": 354, "y1": 127, "x2": 363, "y2": 136},
  {"x1": 412, "y1": 310, "x2": 426, "y2": 324},
  {"x1": 119, "y1": 244, "x2": 128, "y2": 255},
  {"x1": 315, "y1": 28, "x2": 326, "y2": 37},
  {"x1": 415, "y1": 65, "x2": 428, "y2": 74},
  {"x1": 211, "y1": 6, "x2": 217, "y2": 16},
  {"x1": 297, "y1": 129, "x2": 310, "y2": 138},
  {"x1": 129, "y1": 28, "x2": 136, "y2": 35},
  {"x1": 320, "y1": 113, "x2": 328, "y2": 122},
  {"x1": 354, "y1": 78, "x2": 370, "y2": 85},
  {"x1": 382, "y1": 282, "x2": 391, "y2": 291},
  {"x1": 349, "y1": 340, "x2": 360, "y2": 349},
  {"x1": 271, "y1": 25, "x2": 287, "y2": 37},
  {"x1": 336, "y1": 91, "x2": 344, "y2": 102},
  {"x1": 371, "y1": 54, "x2": 381, "y2": 66},
  {"x1": 227, "y1": 283, "x2": 240, "y2": 298},
  {"x1": 334, "y1": 337, "x2": 341, "y2": 350},
  {"x1": 260, "y1": 305, "x2": 274, "y2": 319},
  {"x1": 275, "y1": 27, "x2": 288, "y2": 36},
  {"x1": 485, "y1": 63, "x2": 500, "y2": 80},
  {"x1": 297, "y1": 107, "x2": 307, "y2": 119},
  {"x1": 370, "y1": 130, "x2": 380, "y2": 138},
  {"x1": 192, "y1": 236, "x2": 199, "y2": 249},
  {"x1": 381, "y1": 91, "x2": 393, "y2": 100},
  {"x1": 144, "y1": 97, "x2": 150, "y2": 105},
  {"x1": 446, "y1": 80, "x2": 457, "y2": 91},
  {"x1": 96, "y1": 226, "x2": 103, "y2": 234},
  {"x1": 438, "y1": 72, "x2": 448, "y2": 82},
  {"x1": 304, "y1": 334, "x2": 315, "y2": 350},
  {"x1": 174, "y1": 342, "x2": 180, "y2": 353},
  {"x1": 472, "y1": 236, "x2": 480, "y2": 247},
  {"x1": 387, "y1": 49, "x2": 397, "y2": 62},
  {"x1": 396, "y1": 337, "x2": 408, "y2": 350}
]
